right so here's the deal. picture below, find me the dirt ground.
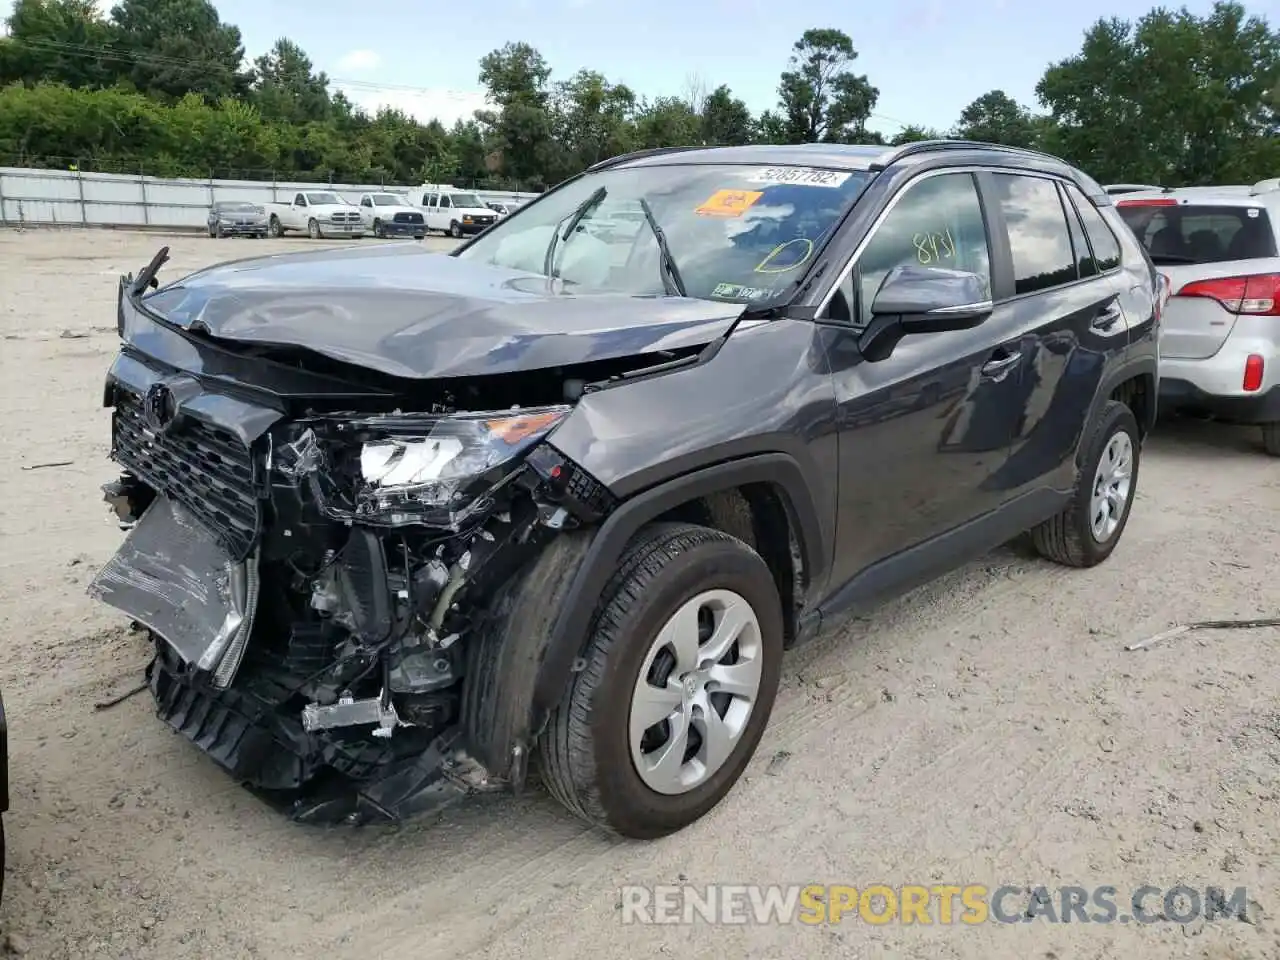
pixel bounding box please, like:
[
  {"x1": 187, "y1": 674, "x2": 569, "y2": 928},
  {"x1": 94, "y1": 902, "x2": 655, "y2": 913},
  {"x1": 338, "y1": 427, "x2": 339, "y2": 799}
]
[{"x1": 0, "y1": 226, "x2": 1277, "y2": 960}]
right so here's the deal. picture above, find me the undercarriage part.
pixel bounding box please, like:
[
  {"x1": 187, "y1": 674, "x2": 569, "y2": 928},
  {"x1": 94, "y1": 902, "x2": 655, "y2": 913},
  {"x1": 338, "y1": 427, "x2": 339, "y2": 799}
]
[
  {"x1": 148, "y1": 637, "x2": 472, "y2": 822},
  {"x1": 287, "y1": 730, "x2": 469, "y2": 825}
]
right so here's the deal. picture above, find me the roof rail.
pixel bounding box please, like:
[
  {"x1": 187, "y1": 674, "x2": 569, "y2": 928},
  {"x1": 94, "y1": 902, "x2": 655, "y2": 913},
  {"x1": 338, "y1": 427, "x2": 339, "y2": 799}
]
[
  {"x1": 587, "y1": 145, "x2": 709, "y2": 173},
  {"x1": 1251, "y1": 178, "x2": 1280, "y2": 195},
  {"x1": 869, "y1": 139, "x2": 1066, "y2": 172}
]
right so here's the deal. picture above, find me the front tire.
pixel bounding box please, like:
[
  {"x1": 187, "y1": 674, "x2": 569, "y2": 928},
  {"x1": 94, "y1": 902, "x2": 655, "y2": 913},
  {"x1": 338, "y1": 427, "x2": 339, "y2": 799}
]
[
  {"x1": 1030, "y1": 400, "x2": 1140, "y2": 567},
  {"x1": 540, "y1": 523, "x2": 783, "y2": 839},
  {"x1": 307, "y1": 218, "x2": 322, "y2": 239},
  {"x1": 449, "y1": 220, "x2": 463, "y2": 239},
  {"x1": 372, "y1": 219, "x2": 384, "y2": 238}
]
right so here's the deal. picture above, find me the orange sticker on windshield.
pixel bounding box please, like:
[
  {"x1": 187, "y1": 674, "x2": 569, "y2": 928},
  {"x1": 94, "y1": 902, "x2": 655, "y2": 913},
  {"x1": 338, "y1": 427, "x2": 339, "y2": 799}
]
[{"x1": 695, "y1": 189, "x2": 764, "y2": 218}]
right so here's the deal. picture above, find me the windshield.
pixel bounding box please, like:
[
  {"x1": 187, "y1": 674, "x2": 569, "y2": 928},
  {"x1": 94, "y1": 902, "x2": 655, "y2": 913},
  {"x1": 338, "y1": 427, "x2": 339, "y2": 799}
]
[
  {"x1": 371, "y1": 194, "x2": 403, "y2": 206},
  {"x1": 216, "y1": 202, "x2": 260, "y2": 213},
  {"x1": 457, "y1": 162, "x2": 871, "y2": 303},
  {"x1": 1117, "y1": 201, "x2": 1278, "y2": 264},
  {"x1": 450, "y1": 193, "x2": 484, "y2": 209},
  {"x1": 306, "y1": 192, "x2": 343, "y2": 205}
]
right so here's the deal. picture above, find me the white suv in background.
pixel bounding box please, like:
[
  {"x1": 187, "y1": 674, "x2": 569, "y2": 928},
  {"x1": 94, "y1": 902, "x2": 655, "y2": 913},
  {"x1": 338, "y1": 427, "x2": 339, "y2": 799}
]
[{"x1": 1117, "y1": 182, "x2": 1280, "y2": 456}]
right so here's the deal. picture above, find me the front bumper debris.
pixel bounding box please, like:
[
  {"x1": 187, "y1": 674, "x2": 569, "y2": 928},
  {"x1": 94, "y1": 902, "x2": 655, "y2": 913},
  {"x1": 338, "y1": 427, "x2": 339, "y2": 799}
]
[{"x1": 88, "y1": 495, "x2": 259, "y2": 688}]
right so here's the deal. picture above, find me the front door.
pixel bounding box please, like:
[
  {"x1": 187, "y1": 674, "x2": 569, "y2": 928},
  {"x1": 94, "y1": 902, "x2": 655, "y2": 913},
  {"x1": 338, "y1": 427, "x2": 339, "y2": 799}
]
[{"x1": 818, "y1": 170, "x2": 1026, "y2": 609}]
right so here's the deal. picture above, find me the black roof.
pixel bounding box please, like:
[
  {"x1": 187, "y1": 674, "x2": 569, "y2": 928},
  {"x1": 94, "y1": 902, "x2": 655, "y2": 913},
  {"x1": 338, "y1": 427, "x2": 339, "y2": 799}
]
[{"x1": 595, "y1": 140, "x2": 1108, "y2": 201}]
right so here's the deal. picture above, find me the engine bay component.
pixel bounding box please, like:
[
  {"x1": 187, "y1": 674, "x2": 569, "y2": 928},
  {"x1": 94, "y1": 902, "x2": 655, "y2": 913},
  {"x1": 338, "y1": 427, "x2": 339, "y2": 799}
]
[{"x1": 301, "y1": 694, "x2": 403, "y2": 737}]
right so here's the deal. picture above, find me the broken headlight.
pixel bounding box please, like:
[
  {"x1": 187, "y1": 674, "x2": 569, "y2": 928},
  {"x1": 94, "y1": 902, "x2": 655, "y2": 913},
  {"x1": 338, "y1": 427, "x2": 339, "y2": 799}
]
[{"x1": 283, "y1": 406, "x2": 571, "y2": 529}]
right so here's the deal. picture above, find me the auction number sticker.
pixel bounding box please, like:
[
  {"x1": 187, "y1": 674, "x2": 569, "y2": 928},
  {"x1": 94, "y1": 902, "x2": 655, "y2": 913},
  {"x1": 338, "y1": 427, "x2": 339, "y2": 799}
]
[{"x1": 743, "y1": 167, "x2": 851, "y2": 188}]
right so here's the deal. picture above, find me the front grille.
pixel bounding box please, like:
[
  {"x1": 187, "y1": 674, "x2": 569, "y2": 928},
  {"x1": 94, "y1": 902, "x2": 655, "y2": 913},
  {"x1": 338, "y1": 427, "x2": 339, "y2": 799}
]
[
  {"x1": 393, "y1": 212, "x2": 424, "y2": 224},
  {"x1": 472, "y1": 216, "x2": 494, "y2": 225},
  {"x1": 112, "y1": 388, "x2": 261, "y2": 558},
  {"x1": 330, "y1": 212, "x2": 361, "y2": 223}
]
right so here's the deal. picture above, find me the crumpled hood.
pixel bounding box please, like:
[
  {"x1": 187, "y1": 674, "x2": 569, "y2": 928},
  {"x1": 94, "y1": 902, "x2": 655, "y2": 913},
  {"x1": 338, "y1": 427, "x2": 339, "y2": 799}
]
[{"x1": 142, "y1": 243, "x2": 743, "y2": 379}]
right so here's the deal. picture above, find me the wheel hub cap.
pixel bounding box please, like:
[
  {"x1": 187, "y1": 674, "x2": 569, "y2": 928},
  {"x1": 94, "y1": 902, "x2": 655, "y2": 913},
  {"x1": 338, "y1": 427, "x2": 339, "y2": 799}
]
[
  {"x1": 1090, "y1": 430, "x2": 1134, "y2": 543},
  {"x1": 628, "y1": 589, "x2": 763, "y2": 796}
]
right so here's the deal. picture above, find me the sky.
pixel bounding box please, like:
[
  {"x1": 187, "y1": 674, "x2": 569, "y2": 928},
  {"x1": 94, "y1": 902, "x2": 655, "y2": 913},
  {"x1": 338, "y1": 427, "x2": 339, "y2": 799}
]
[{"x1": 4, "y1": 0, "x2": 1278, "y2": 136}]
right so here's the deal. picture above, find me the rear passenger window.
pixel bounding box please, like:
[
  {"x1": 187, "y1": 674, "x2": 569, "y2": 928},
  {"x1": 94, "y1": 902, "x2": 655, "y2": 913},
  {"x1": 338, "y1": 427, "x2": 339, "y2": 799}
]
[
  {"x1": 991, "y1": 174, "x2": 1077, "y2": 295},
  {"x1": 1059, "y1": 184, "x2": 1097, "y2": 280},
  {"x1": 1065, "y1": 183, "x2": 1122, "y2": 272}
]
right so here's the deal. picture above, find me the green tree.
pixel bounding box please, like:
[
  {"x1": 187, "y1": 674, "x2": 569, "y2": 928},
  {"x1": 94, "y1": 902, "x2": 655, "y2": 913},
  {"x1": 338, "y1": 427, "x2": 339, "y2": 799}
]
[
  {"x1": 633, "y1": 96, "x2": 700, "y2": 149},
  {"x1": 251, "y1": 38, "x2": 332, "y2": 125},
  {"x1": 551, "y1": 69, "x2": 636, "y2": 173},
  {"x1": 478, "y1": 41, "x2": 551, "y2": 109},
  {"x1": 700, "y1": 84, "x2": 755, "y2": 145},
  {"x1": 889, "y1": 125, "x2": 943, "y2": 145},
  {"x1": 1036, "y1": 1, "x2": 1280, "y2": 185},
  {"x1": 477, "y1": 42, "x2": 557, "y2": 185},
  {"x1": 0, "y1": 0, "x2": 121, "y2": 89},
  {"x1": 108, "y1": 0, "x2": 249, "y2": 101},
  {"x1": 776, "y1": 28, "x2": 879, "y2": 143},
  {"x1": 952, "y1": 90, "x2": 1039, "y2": 148}
]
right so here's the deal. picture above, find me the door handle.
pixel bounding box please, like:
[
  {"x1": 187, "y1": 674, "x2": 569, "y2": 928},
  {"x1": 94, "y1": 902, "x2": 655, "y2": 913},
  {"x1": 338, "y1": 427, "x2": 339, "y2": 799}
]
[
  {"x1": 1092, "y1": 302, "x2": 1123, "y2": 332},
  {"x1": 981, "y1": 351, "x2": 1022, "y2": 379}
]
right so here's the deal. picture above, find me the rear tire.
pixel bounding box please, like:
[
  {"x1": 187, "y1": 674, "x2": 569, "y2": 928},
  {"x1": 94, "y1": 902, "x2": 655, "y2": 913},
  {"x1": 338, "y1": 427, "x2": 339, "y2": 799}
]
[
  {"x1": 539, "y1": 522, "x2": 783, "y2": 839},
  {"x1": 1262, "y1": 422, "x2": 1280, "y2": 457},
  {"x1": 268, "y1": 216, "x2": 283, "y2": 238},
  {"x1": 1030, "y1": 400, "x2": 1140, "y2": 567}
]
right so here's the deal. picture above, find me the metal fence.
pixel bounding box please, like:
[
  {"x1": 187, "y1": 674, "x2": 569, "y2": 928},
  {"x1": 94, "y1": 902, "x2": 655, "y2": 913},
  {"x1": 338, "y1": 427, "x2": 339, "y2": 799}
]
[{"x1": 0, "y1": 166, "x2": 541, "y2": 230}]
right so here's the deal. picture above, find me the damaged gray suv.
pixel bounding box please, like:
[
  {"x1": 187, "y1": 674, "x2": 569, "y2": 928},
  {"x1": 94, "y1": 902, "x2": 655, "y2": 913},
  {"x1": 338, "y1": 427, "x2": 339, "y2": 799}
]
[{"x1": 90, "y1": 141, "x2": 1161, "y2": 838}]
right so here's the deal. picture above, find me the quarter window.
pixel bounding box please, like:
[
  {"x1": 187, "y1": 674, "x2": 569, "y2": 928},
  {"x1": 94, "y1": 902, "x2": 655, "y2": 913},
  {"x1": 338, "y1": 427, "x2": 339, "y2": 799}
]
[
  {"x1": 991, "y1": 174, "x2": 1077, "y2": 295},
  {"x1": 1065, "y1": 183, "x2": 1122, "y2": 272},
  {"x1": 833, "y1": 172, "x2": 991, "y2": 328}
]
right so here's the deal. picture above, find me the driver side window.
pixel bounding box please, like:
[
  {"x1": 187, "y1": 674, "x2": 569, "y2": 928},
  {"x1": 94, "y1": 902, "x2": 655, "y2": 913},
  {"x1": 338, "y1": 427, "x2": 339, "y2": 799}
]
[{"x1": 830, "y1": 173, "x2": 991, "y2": 328}]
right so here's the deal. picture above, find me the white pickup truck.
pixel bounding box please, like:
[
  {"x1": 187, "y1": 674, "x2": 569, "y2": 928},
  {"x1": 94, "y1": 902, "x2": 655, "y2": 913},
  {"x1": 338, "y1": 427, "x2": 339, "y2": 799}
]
[
  {"x1": 265, "y1": 190, "x2": 365, "y2": 240},
  {"x1": 355, "y1": 192, "x2": 427, "y2": 239},
  {"x1": 408, "y1": 184, "x2": 499, "y2": 238}
]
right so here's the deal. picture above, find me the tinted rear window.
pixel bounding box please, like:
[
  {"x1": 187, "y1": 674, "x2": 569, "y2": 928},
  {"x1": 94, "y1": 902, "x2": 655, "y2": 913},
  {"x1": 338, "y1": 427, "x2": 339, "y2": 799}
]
[{"x1": 1117, "y1": 203, "x2": 1277, "y2": 264}]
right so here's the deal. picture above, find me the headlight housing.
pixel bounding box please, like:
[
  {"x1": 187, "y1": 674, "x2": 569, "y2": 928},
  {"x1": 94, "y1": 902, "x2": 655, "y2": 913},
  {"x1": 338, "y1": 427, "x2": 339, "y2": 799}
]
[{"x1": 279, "y1": 406, "x2": 572, "y2": 529}]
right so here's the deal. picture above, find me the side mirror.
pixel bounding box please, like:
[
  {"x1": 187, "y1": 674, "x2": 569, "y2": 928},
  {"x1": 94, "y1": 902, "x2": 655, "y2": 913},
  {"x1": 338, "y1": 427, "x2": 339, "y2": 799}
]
[{"x1": 860, "y1": 265, "x2": 993, "y2": 361}]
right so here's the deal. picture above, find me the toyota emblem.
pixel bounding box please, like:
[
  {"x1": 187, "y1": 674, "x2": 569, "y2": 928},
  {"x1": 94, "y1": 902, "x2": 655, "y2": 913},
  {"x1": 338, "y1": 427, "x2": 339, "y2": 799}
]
[{"x1": 143, "y1": 382, "x2": 179, "y2": 434}]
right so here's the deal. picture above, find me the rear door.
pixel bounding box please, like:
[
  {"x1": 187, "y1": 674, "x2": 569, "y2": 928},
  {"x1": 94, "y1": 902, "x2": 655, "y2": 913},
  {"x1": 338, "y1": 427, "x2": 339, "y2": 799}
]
[
  {"x1": 980, "y1": 171, "x2": 1131, "y2": 496},
  {"x1": 1115, "y1": 196, "x2": 1280, "y2": 359}
]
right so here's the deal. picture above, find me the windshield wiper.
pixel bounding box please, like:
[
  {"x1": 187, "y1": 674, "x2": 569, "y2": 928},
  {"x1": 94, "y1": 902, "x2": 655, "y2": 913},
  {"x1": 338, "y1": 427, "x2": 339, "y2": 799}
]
[
  {"x1": 544, "y1": 185, "x2": 607, "y2": 278},
  {"x1": 637, "y1": 197, "x2": 687, "y2": 298}
]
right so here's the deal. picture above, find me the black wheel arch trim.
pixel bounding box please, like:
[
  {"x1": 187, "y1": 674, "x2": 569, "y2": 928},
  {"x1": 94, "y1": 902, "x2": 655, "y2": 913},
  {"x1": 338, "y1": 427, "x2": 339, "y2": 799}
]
[
  {"x1": 1078, "y1": 353, "x2": 1158, "y2": 468},
  {"x1": 531, "y1": 451, "x2": 828, "y2": 718}
]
